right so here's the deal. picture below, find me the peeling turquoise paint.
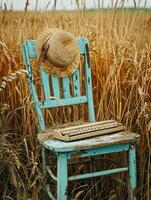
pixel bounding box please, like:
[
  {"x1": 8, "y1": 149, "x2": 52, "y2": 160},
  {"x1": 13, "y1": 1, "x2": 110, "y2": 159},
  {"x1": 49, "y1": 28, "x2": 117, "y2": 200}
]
[{"x1": 22, "y1": 37, "x2": 138, "y2": 200}]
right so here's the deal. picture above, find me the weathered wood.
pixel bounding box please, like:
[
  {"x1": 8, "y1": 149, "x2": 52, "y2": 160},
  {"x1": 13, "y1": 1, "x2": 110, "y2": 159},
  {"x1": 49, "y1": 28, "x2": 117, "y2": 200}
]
[
  {"x1": 22, "y1": 42, "x2": 46, "y2": 131},
  {"x1": 57, "y1": 153, "x2": 68, "y2": 200},
  {"x1": 62, "y1": 76, "x2": 70, "y2": 98},
  {"x1": 39, "y1": 131, "x2": 139, "y2": 152},
  {"x1": 129, "y1": 145, "x2": 137, "y2": 200},
  {"x1": 72, "y1": 69, "x2": 80, "y2": 97},
  {"x1": 40, "y1": 96, "x2": 88, "y2": 108},
  {"x1": 51, "y1": 76, "x2": 60, "y2": 98},
  {"x1": 40, "y1": 69, "x2": 51, "y2": 99},
  {"x1": 68, "y1": 167, "x2": 128, "y2": 181},
  {"x1": 22, "y1": 37, "x2": 140, "y2": 200}
]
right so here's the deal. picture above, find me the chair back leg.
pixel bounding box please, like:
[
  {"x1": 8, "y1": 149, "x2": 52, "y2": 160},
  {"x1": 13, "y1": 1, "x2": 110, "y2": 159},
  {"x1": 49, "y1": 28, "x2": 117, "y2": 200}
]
[{"x1": 129, "y1": 145, "x2": 137, "y2": 200}]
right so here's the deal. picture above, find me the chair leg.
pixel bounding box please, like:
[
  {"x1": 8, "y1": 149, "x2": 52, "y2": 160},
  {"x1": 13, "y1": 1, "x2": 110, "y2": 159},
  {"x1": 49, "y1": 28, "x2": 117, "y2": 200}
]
[
  {"x1": 42, "y1": 147, "x2": 46, "y2": 172},
  {"x1": 129, "y1": 145, "x2": 137, "y2": 200},
  {"x1": 57, "y1": 153, "x2": 68, "y2": 200}
]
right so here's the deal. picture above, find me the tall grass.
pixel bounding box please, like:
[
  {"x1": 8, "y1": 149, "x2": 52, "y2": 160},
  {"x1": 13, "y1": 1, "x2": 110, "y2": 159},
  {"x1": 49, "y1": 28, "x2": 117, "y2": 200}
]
[{"x1": 0, "y1": 9, "x2": 151, "y2": 199}]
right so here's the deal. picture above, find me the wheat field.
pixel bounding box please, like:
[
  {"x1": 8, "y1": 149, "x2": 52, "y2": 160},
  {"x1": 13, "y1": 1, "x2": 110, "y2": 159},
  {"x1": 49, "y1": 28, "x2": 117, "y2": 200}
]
[{"x1": 0, "y1": 8, "x2": 151, "y2": 200}]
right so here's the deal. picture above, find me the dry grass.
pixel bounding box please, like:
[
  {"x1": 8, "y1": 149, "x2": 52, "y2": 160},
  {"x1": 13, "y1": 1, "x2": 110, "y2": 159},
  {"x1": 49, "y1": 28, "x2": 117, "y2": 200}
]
[{"x1": 0, "y1": 9, "x2": 151, "y2": 199}]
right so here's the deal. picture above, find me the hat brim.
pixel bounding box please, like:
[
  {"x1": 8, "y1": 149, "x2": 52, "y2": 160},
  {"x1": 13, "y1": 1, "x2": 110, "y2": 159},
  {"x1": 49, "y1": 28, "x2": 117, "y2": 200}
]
[{"x1": 39, "y1": 57, "x2": 79, "y2": 77}]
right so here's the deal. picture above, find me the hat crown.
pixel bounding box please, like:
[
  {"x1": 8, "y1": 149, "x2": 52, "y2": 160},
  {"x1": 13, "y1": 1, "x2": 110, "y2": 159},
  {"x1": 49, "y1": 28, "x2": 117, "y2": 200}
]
[
  {"x1": 47, "y1": 31, "x2": 78, "y2": 67},
  {"x1": 36, "y1": 28, "x2": 80, "y2": 77}
]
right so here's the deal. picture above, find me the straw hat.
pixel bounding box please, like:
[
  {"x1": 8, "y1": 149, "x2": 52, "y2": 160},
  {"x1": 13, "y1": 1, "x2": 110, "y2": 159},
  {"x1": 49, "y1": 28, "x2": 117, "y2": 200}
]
[{"x1": 36, "y1": 28, "x2": 80, "y2": 77}]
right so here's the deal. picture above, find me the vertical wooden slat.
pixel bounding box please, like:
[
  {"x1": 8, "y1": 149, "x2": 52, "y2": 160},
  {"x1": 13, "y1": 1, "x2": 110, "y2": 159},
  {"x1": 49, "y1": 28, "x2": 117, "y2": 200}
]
[
  {"x1": 62, "y1": 77, "x2": 70, "y2": 98},
  {"x1": 51, "y1": 76, "x2": 60, "y2": 98},
  {"x1": 40, "y1": 69, "x2": 51, "y2": 99},
  {"x1": 72, "y1": 69, "x2": 80, "y2": 97}
]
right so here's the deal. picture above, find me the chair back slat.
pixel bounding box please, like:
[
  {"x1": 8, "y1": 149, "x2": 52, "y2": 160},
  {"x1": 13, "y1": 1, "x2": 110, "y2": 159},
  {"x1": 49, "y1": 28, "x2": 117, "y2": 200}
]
[
  {"x1": 40, "y1": 96, "x2": 87, "y2": 109},
  {"x1": 22, "y1": 37, "x2": 95, "y2": 131},
  {"x1": 62, "y1": 77, "x2": 70, "y2": 98},
  {"x1": 72, "y1": 69, "x2": 80, "y2": 97},
  {"x1": 51, "y1": 76, "x2": 60, "y2": 98},
  {"x1": 40, "y1": 69, "x2": 51, "y2": 99}
]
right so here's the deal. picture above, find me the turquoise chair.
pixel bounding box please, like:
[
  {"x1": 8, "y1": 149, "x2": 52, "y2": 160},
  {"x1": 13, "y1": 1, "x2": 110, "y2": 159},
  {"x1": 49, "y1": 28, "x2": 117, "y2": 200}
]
[{"x1": 22, "y1": 37, "x2": 139, "y2": 200}]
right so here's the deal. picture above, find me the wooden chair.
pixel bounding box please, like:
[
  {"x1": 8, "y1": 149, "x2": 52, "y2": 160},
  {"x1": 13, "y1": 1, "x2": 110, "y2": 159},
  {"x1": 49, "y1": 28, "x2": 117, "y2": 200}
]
[{"x1": 22, "y1": 37, "x2": 139, "y2": 200}]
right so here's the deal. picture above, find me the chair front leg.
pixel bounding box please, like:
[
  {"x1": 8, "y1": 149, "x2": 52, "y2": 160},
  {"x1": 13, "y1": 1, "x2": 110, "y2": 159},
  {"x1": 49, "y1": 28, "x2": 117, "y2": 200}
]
[
  {"x1": 129, "y1": 144, "x2": 137, "y2": 200},
  {"x1": 57, "y1": 153, "x2": 68, "y2": 200}
]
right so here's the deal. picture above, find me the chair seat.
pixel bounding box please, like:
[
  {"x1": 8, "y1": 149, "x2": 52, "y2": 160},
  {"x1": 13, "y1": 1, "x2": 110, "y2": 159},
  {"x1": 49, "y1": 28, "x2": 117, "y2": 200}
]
[{"x1": 38, "y1": 131, "x2": 139, "y2": 152}]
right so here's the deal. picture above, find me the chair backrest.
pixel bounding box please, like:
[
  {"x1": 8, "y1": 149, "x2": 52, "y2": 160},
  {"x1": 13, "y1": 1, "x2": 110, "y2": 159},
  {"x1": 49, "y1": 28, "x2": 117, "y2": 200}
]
[{"x1": 22, "y1": 37, "x2": 95, "y2": 131}]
